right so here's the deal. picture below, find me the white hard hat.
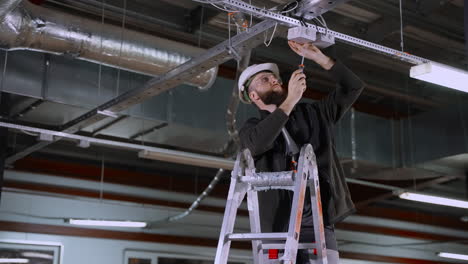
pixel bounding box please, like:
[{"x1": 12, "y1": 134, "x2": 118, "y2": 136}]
[{"x1": 238, "y1": 63, "x2": 280, "y2": 104}]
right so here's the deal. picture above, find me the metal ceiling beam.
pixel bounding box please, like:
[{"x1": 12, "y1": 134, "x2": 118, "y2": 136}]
[
  {"x1": 209, "y1": 0, "x2": 428, "y2": 64},
  {"x1": 1, "y1": 121, "x2": 236, "y2": 169},
  {"x1": 5, "y1": 19, "x2": 279, "y2": 165},
  {"x1": 5, "y1": 119, "x2": 459, "y2": 201}
]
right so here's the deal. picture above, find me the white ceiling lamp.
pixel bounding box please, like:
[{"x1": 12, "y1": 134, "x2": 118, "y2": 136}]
[
  {"x1": 0, "y1": 259, "x2": 29, "y2": 263},
  {"x1": 21, "y1": 252, "x2": 54, "y2": 260},
  {"x1": 398, "y1": 192, "x2": 468, "y2": 209},
  {"x1": 410, "y1": 61, "x2": 468, "y2": 93},
  {"x1": 68, "y1": 219, "x2": 147, "y2": 228},
  {"x1": 138, "y1": 149, "x2": 234, "y2": 170},
  {"x1": 437, "y1": 252, "x2": 468, "y2": 261}
]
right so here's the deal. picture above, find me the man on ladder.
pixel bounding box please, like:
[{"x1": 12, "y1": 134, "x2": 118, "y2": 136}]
[{"x1": 237, "y1": 41, "x2": 365, "y2": 263}]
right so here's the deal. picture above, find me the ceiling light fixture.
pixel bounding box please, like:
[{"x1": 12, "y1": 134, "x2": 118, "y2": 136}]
[
  {"x1": 68, "y1": 219, "x2": 147, "y2": 228},
  {"x1": 410, "y1": 61, "x2": 468, "y2": 93},
  {"x1": 138, "y1": 149, "x2": 234, "y2": 170},
  {"x1": 21, "y1": 252, "x2": 54, "y2": 260},
  {"x1": 437, "y1": 252, "x2": 468, "y2": 261},
  {"x1": 0, "y1": 259, "x2": 29, "y2": 263},
  {"x1": 398, "y1": 192, "x2": 468, "y2": 209}
]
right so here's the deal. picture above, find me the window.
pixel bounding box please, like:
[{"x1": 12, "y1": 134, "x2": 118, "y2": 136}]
[
  {"x1": 0, "y1": 240, "x2": 62, "y2": 264},
  {"x1": 158, "y1": 257, "x2": 244, "y2": 264},
  {"x1": 124, "y1": 250, "x2": 248, "y2": 264},
  {"x1": 128, "y1": 258, "x2": 152, "y2": 264}
]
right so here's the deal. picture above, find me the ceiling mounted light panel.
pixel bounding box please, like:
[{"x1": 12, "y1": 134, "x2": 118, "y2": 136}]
[{"x1": 410, "y1": 61, "x2": 468, "y2": 93}]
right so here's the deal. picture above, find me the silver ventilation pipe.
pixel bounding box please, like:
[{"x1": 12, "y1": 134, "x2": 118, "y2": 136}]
[
  {"x1": 0, "y1": 0, "x2": 21, "y2": 23},
  {"x1": 0, "y1": 1, "x2": 217, "y2": 90}
]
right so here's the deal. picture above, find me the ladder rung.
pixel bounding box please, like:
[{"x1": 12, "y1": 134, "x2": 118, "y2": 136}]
[
  {"x1": 253, "y1": 186, "x2": 294, "y2": 192},
  {"x1": 240, "y1": 171, "x2": 295, "y2": 187},
  {"x1": 227, "y1": 232, "x2": 288, "y2": 241},
  {"x1": 261, "y1": 243, "x2": 316, "y2": 250}
]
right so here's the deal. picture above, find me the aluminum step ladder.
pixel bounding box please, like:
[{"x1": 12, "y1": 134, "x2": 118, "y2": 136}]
[{"x1": 214, "y1": 144, "x2": 328, "y2": 264}]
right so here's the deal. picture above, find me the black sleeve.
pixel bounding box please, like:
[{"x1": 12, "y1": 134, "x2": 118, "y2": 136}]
[
  {"x1": 239, "y1": 108, "x2": 289, "y2": 156},
  {"x1": 318, "y1": 60, "x2": 365, "y2": 124}
]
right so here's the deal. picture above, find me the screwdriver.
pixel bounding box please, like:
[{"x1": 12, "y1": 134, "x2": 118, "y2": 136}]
[{"x1": 299, "y1": 55, "x2": 305, "y2": 72}]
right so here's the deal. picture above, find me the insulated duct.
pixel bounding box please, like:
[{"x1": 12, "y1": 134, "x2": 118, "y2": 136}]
[
  {"x1": 0, "y1": 0, "x2": 20, "y2": 23},
  {"x1": 0, "y1": 1, "x2": 217, "y2": 90}
]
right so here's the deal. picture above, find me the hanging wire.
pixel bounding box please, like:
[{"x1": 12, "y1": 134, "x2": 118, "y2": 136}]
[
  {"x1": 249, "y1": 0, "x2": 252, "y2": 30},
  {"x1": 146, "y1": 169, "x2": 225, "y2": 227},
  {"x1": 228, "y1": 12, "x2": 232, "y2": 47},
  {"x1": 399, "y1": 0, "x2": 404, "y2": 52},
  {"x1": 279, "y1": 1, "x2": 299, "y2": 13},
  {"x1": 1, "y1": 51, "x2": 7, "y2": 94},
  {"x1": 403, "y1": 70, "x2": 419, "y2": 230},
  {"x1": 0, "y1": 50, "x2": 7, "y2": 108},
  {"x1": 99, "y1": 156, "x2": 105, "y2": 202},
  {"x1": 197, "y1": 6, "x2": 204, "y2": 47},
  {"x1": 211, "y1": 2, "x2": 238, "y2": 12},
  {"x1": 315, "y1": 15, "x2": 328, "y2": 29},
  {"x1": 457, "y1": 96, "x2": 468, "y2": 153},
  {"x1": 263, "y1": 22, "x2": 278, "y2": 47},
  {"x1": 390, "y1": 118, "x2": 397, "y2": 178}
]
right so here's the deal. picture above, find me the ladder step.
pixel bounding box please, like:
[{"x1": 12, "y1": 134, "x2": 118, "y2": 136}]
[
  {"x1": 261, "y1": 243, "x2": 316, "y2": 250},
  {"x1": 240, "y1": 171, "x2": 295, "y2": 187},
  {"x1": 227, "y1": 232, "x2": 288, "y2": 241}
]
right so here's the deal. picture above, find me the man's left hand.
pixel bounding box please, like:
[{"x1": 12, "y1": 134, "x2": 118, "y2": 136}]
[{"x1": 288, "y1": 41, "x2": 335, "y2": 70}]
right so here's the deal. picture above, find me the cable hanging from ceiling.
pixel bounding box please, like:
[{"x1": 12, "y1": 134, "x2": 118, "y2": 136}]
[{"x1": 146, "y1": 168, "x2": 225, "y2": 228}]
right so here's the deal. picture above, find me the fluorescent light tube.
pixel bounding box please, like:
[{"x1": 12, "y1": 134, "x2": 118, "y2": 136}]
[
  {"x1": 69, "y1": 219, "x2": 147, "y2": 228},
  {"x1": 138, "y1": 149, "x2": 234, "y2": 170},
  {"x1": 410, "y1": 61, "x2": 468, "y2": 93},
  {"x1": 399, "y1": 192, "x2": 468, "y2": 209},
  {"x1": 438, "y1": 252, "x2": 468, "y2": 261},
  {"x1": 21, "y1": 252, "x2": 54, "y2": 260},
  {"x1": 0, "y1": 259, "x2": 29, "y2": 263}
]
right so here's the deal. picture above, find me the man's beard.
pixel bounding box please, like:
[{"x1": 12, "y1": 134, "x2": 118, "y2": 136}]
[{"x1": 258, "y1": 87, "x2": 287, "y2": 106}]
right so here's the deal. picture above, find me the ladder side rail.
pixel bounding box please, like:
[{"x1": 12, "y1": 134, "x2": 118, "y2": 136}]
[
  {"x1": 247, "y1": 189, "x2": 263, "y2": 263},
  {"x1": 214, "y1": 152, "x2": 248, "y2": 264},
  {"x1": 281, "y1": 144, "x2": 313, "y2": 264},
  {"x1": 308, "y1": 148, "x2": 328, "y2": 264},
  {"x1": 243, "y1": 148, "x2": 264, "y2": 264}
]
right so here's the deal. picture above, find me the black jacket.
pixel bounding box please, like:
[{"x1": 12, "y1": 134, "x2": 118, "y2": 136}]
[{"x1": 239, "y1": 60, "x2": 365, "y2": 232}]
